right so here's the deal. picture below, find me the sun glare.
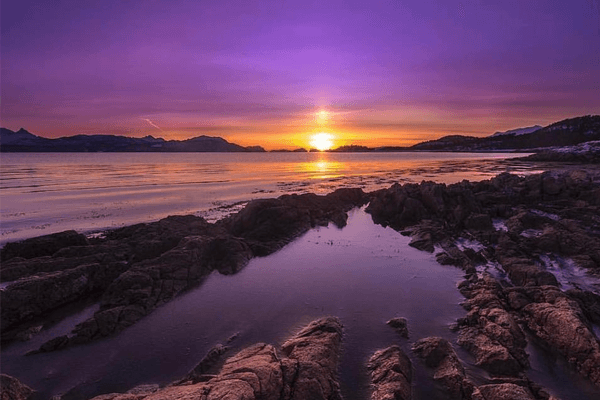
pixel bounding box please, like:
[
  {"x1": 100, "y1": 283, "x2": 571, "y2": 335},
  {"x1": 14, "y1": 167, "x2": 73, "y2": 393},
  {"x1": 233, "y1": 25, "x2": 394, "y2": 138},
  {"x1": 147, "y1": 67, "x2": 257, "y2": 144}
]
[
  {"x1": 316, "y1": 109, "x2": 330, "y2": 122},
  {"x1": 310, "y1": 132, "x2": 334, "y2": 151}
]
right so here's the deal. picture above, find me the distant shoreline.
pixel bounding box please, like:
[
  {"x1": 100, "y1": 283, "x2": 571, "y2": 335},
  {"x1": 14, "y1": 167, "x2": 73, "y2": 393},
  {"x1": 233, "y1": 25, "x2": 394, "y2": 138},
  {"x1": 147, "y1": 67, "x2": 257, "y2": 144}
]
[{"x1": 2, "y1": 115, "x2": 598, "y2": 153}]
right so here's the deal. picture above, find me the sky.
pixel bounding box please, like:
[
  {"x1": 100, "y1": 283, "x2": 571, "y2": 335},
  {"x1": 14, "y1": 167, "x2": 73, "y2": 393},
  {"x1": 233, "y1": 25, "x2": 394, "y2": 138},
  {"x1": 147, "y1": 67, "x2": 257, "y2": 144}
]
[{"x1": 2, "y1": 0, "x2": 600, "y2": 149}]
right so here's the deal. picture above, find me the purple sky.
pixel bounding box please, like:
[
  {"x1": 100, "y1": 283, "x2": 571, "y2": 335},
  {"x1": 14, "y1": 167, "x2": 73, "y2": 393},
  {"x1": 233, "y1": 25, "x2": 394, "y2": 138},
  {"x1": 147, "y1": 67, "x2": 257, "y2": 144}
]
[{"x1": 2, "y1": 0, "x2": 600, "y2": 148}]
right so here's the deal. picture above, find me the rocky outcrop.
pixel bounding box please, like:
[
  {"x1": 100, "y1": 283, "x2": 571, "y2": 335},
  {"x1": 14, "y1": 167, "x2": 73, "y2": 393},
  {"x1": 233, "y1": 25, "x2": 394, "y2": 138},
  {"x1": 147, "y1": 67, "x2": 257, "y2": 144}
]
[
  {"x1": 88, "y1": 317, "x2": 343, "y2": 400},
  {"x1": 367, "y1": 170, "x2": 600, "y2": 389},
  {"x1": 521, "y1": 297, "x2": 600, "y2": 386},
  {"x1": 0, "y1": 230, "x2": 88, "y2": 261},
  {"x1": 220, "y1": 188, "x2": 368, "y2": 255},
  {"x1": 1, "y1": 189, "x2": 366, "y2": 349},
  {"x1": 517, "y1": 141, "x2": 600, "y2": 164},
  {"x1": 368, "y1": 346, "x2": 412, "y2": 400},
  {"x1": 456, "y1": 275, "x2": 529, "y2": 377},
  {"x1": 386, "y1": 317, "x2": 409, "y2": 339},
  {"x1": 412, "y1": 337, "x2": 475, "y2": 400},
  {"x1": 412, "y1": 338, "x2": 558, "y2": 400},
  {"x1": 0, "y1": 374, "x2": 35, "y2": 400}
]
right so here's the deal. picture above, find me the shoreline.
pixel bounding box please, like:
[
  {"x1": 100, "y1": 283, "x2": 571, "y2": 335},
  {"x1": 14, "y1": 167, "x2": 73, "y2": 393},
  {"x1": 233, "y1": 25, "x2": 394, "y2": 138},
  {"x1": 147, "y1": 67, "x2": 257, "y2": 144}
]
[{"x1": 2, "y1": 169, "x2": 600, "y2": 399}]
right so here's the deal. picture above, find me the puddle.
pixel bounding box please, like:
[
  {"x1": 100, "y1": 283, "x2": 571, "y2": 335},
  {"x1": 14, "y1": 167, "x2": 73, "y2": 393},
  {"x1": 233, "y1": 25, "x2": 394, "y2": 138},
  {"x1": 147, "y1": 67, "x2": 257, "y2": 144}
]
[
  {"x1": 455, "y1": 237, "x2": 486, "y2": 252},
  {"x1": 1, "y1": 209, "x2": 465, "y2": 400},
  {"x1": 537, "y1": 254, "x2": 600, "y2": 293}
]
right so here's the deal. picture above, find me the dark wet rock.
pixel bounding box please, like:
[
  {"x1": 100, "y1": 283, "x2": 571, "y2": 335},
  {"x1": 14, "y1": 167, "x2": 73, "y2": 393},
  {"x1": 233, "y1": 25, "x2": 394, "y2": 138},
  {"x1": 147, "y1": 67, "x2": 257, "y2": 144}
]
[
  {"x1": 406, "y1": 221, "x2": 447, "y2": 253},
  {"x1": 40, "y1": 335, "x2": 71, "y2": 352},
  {"x1": 521, "y1": 297, "x2": 600, "y2": 386},
  {"x1": 105, "y1": 215, "x2": 221, "y2": 263},
  {"x1": 566, "y1": 288, "x2": 600, "y2": 325},
  {"x1": 0, "y1": 374, "x2": 36, "y2": 400},
  {"x1": 88, "y1": 317, "x2": 343, "y2": 400},
  {"x1": 0, "y1": 230, "x2": 88, "y2": 262},
  {"x1": 436, "y1": 242, "x2": 475, "y2": 271},
  {"x1": 412, "y1": 337, "x2": 476, "y2": 400},
  {"x1": 1, "y1": 262, "x2": 128, "y2": 333},
  {"x1": 222, "y1": 188, "x2": 367, "y2": 256},
  {"x1": 368, "y1": 346, "x2": 412, "y2": 400},
  {"x1": 0, "y1": 250, "x2": 127, "y2": 283},
  {"x1": 387, "y1": 317, "x2": 409, "y2": 338},
  {"x1": 13, "y1": 325, "x2": 42, "y2": 342},
  {"x1": 38, "y1": 235, "x2": 251, "y2": 347},
  {"x1": 464, "y1": 214, "x2": 494, "y2": 231},
  {"x1": 2, "y1": 188, "x2": 366, "y2": 350}
]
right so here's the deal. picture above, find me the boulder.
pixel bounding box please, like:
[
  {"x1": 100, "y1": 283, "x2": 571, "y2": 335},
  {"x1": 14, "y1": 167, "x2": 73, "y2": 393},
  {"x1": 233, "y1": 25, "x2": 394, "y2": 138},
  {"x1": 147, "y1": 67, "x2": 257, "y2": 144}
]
[
  {"x1": 521, "y1": 297, "x2": 600, "y2": 386},
  {"x1": 368, "y1": 346, "x2": 412, "y2": 400},
  {"x1": 477, "y1": 383, "x2": 536, "y2": 400},
  {"x1": 0, "y1": 374, "x2": 35, "y2": 400},
  {"x1": 387, "y1": 317, "x2": 409, "y2": 339},
  {"x1": 88, "y1": 317, "x2": 344, "y2": 400},
  {"x1": 412, "y1": 337, "x2": 475, "y2": 400}
]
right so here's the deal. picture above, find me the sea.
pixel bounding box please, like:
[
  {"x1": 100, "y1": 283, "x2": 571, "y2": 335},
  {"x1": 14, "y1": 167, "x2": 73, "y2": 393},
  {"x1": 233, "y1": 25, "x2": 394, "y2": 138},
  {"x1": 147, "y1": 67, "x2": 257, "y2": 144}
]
[
  {"x1": 2, "y1": 152, "x2": 598, "y2": 400},
  {"x1": 0, "y1": 152, "x2": 544, "y2": 245}
]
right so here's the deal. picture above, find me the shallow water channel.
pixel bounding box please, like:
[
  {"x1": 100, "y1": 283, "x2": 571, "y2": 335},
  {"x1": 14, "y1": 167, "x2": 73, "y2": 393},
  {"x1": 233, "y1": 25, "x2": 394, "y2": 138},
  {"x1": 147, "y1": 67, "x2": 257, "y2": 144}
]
[{"x1": 2, "y1": 209, "x2": 599, "y2": 399}]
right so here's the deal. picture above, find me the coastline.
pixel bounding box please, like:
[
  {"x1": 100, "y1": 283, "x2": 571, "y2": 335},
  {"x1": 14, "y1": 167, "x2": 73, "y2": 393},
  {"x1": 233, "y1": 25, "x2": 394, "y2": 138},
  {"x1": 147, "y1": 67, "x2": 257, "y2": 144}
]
[{"x1": 2, "y1": 168, "x2": 600, "y2": 399}]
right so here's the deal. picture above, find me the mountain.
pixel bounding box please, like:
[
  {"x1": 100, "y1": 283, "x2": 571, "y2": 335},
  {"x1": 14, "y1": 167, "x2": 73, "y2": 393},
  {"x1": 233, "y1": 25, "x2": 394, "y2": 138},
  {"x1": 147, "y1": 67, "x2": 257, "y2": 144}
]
[
  {"x1": 0, "y1": 129, "x2": 265, "y2": 152},
  {"x1": 410, "y1": 116, "x2": 600, "y2": 152},
  {"x1": 490, "y1": 125, "x2": 542, "y2": 137},
  {"x1": 3, "y1": 115, "x2": 599, "y2": 153}
]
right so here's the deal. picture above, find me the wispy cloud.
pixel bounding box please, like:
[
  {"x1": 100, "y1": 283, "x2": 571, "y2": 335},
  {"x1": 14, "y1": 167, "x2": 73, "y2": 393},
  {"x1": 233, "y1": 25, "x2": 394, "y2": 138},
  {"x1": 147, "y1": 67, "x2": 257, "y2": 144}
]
[{"x1": 141, "y1": 118, "x2": 163, "y2": 131}]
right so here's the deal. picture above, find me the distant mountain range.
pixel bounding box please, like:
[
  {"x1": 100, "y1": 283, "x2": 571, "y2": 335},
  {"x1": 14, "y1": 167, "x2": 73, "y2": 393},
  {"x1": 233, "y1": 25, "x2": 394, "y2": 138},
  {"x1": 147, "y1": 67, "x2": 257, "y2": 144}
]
[
  {"x1": 408, "y1": 116, "x2": 600, "y2": 152},
  {"x1": 490, "y1": 125, "x2": 543, "y2": 137},
  {"x1": 1, "y1": 115, "x2": 599, "y2": 153},
  {"x1": 0, "y1": 129, "x2": 266, "y2": 152}
]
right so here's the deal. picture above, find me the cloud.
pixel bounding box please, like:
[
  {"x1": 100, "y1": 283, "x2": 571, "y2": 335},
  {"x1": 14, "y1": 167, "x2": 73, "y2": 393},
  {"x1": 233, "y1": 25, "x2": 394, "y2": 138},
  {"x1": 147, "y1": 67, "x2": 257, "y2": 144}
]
[{"x1": 141, "y1": 118, "x2": 163, "y2": 131}]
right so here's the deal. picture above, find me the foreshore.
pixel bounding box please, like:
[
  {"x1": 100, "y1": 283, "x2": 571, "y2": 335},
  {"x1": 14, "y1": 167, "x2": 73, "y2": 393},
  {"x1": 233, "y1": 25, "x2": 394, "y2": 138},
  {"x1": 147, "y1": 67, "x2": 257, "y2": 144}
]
[{"x1": 2, "y1": 169, "x2": 600, "y2": 400}]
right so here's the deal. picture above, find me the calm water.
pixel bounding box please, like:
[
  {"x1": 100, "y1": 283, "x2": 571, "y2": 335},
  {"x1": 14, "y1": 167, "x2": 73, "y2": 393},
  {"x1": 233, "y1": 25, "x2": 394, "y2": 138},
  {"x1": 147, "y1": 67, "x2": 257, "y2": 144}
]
[
  {"x1": 0, "y1": 209, "x2": 466, "y2": 400},
  {"x1": 0, "y1": 152, "x2": 540, "y2": 245}
]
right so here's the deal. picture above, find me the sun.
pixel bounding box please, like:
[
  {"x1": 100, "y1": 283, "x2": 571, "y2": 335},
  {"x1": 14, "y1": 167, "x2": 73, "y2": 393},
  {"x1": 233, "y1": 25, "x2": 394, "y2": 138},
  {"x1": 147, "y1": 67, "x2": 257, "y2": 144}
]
[{"x1": 309, "y1": 132, "x2": 334, "y2": 151}]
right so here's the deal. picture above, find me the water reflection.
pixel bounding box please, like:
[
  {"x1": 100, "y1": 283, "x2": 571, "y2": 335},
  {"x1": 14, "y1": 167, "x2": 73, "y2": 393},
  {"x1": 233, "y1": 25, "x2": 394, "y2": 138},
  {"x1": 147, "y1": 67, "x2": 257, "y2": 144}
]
[
  {"x1": 2, "y1": 152, "x2": 590, "y2": 244},
  {"x1": 297, "y1": 153, "x2": 347, "y2": 180}
]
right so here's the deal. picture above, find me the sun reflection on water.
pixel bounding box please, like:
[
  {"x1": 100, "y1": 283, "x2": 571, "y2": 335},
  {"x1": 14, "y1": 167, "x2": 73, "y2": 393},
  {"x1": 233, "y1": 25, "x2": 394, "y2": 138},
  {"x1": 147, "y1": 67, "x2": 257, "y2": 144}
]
[{"x1": 297, "y1": 153, "x2": 347, "y2": 180}]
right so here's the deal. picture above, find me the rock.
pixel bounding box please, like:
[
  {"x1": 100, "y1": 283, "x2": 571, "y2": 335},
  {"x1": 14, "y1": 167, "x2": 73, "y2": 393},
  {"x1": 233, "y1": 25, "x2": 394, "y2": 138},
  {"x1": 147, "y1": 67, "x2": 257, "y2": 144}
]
[
  {"x1": 1, "y1": 262, "x2": 127, "y2": 333},
  {"x1": 125, "y1": 385, "x2": 160, "y2": 395},
  {"x1": 419, "y1": 181, "x2": 446, "y2": 215},
  {"x1": 409, "y1": 230, "x2": 434, "y2": 253},
  {"x1": 412, "y1": 337, "x2": 475, "y2": 400},
  {"x1": 0, "y1": 230, "x2": 88, "y2": 261},
  {"x1": 521, "y1": 297, "x2": 600, "y2": 386},
  {"x1": 280, "y1": 317, "x2": 344, "y2": 400},
  {"x1": 87, "y1": 317, "x2": 344, "y2": 400},
  {"x1": 464, "y1": 214, "x2": 494, "y2": 231},
  {"x1": 222, "y1": 189, "x2": 367, "y2": 255},
  {"x1": 0, "y1": 374, "x2": 35, "y2": 400},
  {"x1": 457, "y1": 328, "x2": 523, "y2": 377},
  {"x1": 387, "y1": 317, "x2": 409, "y2": 338},
  {"x1": 210, "y1": 343, "x2": 284, "y2": 400},
  {"x1": 477, "y1": 383, "x2": 536, "y2": 400},
  {"x1": 178, "y1": 344, "x2": 230, "y2": 384},
  {"x1": 368, "y1": 346, "x2": 412, "y2": 400},
  {"x1": 566, "y1": 289, "x2": 600, "y2": 325},
  {"x1": 456, "y1": 276, "x2": 529, "y2": 377},
  {"x1": 541, "y1": 174, "x2": 565, "y2": 196}
]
